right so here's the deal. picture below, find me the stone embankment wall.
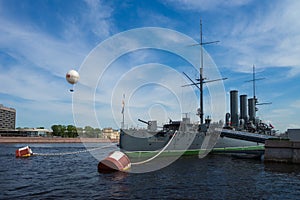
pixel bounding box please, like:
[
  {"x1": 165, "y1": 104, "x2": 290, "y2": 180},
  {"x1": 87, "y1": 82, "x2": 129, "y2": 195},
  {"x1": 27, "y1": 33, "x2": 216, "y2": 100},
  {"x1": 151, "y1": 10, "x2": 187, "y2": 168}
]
[
  {"x1": 264, "y1": 140, "x2": 300, "y2": 164},
  {"x1": 0, "y1": 137, "x2": 117, "y2": 143}
]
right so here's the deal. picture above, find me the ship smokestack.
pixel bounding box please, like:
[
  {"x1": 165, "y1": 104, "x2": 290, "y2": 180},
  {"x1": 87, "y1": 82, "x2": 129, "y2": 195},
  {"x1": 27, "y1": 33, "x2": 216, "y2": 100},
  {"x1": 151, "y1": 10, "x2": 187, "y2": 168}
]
[
  {"x1": 240, "y1": 95, "x2": 248, "y2": 122},
  {"x1": 230, "y1": 90, "x2": 239, "y2": 127},
  {"x1": 248, "y1": 98, "x2": 256, "y2": 123}
]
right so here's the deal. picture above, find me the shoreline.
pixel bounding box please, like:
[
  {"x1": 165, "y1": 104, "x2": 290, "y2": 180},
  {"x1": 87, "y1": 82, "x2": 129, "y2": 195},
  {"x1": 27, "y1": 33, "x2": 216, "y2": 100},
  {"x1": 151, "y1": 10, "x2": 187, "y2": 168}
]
[{"x1": 0, "y1": 137, "x2": 118, "y2": 143}]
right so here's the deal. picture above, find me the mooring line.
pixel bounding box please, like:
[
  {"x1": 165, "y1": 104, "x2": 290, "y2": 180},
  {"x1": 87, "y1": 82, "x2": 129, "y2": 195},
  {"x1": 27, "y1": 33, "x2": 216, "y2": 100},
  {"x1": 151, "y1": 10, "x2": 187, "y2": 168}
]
[
  {"x1": 32, "y1": 143, "x2": 116, "y2": 156},
  {"x1": 131, "y1": 131, "x2": 178, "y2": 165}
]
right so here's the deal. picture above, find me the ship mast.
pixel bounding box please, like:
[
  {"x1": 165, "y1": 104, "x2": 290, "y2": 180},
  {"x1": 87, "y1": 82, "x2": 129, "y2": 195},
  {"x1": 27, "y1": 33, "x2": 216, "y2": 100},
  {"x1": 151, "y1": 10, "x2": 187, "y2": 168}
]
[
  {"x1": 199, "y1": 20, "x2": 204, "y2": 124},
  {"x1": 252, "y1": 64, "x2": 256, "y2": 102},
  {"x1": 198, "y1": 19, "x2": 219, "y2": 124},
  {"x1": 182, "y1": 20, "x2": 223, "y2": 124},
  {"x1": 245, "y1": 65, "x2": 271, "y2": 106}
]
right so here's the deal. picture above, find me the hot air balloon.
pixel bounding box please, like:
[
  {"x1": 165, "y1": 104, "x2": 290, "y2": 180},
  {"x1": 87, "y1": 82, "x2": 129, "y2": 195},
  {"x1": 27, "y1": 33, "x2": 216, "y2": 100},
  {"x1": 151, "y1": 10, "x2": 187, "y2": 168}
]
[{"x1": 66, "y1": 70, "x2": 79, "y2": 92}]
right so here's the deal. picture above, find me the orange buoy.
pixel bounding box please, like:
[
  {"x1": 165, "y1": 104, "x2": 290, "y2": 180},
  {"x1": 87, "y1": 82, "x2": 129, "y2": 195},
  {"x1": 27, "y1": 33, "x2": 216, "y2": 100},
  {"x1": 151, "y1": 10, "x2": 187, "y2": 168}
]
[
  {"x1": 16, "y1": 146, "x2": 33, "y2": 158},
  {"x1": 98, "y1": 151, "x2": 131, "y2": 173}
]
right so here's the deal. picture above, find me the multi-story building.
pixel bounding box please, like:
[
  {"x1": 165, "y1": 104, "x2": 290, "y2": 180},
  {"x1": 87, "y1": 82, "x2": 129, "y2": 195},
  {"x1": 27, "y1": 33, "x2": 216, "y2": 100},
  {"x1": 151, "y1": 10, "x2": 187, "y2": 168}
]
[
  {"x1": 0, "y1": 104, "x2": 16, "y2": 129},
  {"x1": 102, "y1": 127, "x2": 120, "y2": 140}
]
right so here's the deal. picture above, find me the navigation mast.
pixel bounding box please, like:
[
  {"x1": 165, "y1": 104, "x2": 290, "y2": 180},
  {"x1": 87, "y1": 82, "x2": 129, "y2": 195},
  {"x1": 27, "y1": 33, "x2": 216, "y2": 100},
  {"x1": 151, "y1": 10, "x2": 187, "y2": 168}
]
[
  {"x1": 198, "y1": 19, "x2": 220, "y2": 124},
  {"x1": 182, "y1": 20, "x2": 225, "y2": 124},
  {"x1": 245, "y1": 65, "x2": 272, "y2": 106}
]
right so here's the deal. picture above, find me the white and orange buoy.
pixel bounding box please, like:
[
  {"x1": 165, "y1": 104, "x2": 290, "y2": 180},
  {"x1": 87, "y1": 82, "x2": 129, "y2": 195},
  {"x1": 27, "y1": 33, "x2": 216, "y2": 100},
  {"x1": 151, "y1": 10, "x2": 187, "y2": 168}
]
[
  {"x1": 16, "y1": 146, "x2": 33, "y2": 158},
  {"x1": 98, "y1": 151, "x2": 131, "y2": 173}
]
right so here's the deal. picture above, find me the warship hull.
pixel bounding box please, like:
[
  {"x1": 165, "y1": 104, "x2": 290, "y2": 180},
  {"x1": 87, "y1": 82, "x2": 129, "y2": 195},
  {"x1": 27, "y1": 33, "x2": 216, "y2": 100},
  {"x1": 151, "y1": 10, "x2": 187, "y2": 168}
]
[
  {"x1": 213, "y1": 136, "x2": 264, "y2": 154},
  {"x1": 119, "y1": 129, "x2": 206, "y2": 152},
  {"x1": 119, "y1": 128, "x2": 265, "y2": 157}
]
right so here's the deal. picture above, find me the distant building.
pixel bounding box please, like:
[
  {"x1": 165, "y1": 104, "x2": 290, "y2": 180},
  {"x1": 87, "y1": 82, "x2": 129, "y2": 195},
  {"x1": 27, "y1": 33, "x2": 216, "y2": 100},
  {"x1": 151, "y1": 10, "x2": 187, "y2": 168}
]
[
  {"x1": 0, "y1": 104, "x2": 53, "y2": 137},
  {"x1": 0, "y1": 104, "x2": 16, "y2": 129},
  {"x1": 21, "y1": 128, "x2": 52, "y2": 137},
  {"x1": 102, "y1": 127, "x2": 120, "y2": 140},
  {"x1": 0, "y1": 128, "x2": 52, "y2": 137}
]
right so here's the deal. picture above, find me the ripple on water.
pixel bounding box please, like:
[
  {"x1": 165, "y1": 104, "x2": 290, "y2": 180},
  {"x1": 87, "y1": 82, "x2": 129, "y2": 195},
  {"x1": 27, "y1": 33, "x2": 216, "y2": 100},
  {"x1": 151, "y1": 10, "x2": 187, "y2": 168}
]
[{"x1": 1, "y1": 144, "x2": 300, "y2": 199}]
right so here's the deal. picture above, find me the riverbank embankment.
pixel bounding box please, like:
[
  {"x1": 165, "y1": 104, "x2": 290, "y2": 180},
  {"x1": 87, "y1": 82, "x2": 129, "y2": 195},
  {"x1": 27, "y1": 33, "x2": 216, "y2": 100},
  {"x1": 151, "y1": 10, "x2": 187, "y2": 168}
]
[{"x1": 0, "y1": 137, "x2": 118, "y2": 143}]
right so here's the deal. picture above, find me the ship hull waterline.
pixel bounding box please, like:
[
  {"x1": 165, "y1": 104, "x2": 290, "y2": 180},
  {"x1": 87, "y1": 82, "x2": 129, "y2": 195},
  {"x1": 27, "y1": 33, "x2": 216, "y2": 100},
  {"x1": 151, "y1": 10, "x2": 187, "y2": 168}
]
[{"x1": 119, "y1": 129, "x2": 265, "y2": 158}]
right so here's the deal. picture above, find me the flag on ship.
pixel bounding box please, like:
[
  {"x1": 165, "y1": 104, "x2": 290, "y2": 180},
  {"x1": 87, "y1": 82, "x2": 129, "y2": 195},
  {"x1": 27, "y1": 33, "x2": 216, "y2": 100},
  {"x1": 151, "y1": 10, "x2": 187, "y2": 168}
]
[{"x1": 121, "y1": 94, "x2": 125, "y2": 114}]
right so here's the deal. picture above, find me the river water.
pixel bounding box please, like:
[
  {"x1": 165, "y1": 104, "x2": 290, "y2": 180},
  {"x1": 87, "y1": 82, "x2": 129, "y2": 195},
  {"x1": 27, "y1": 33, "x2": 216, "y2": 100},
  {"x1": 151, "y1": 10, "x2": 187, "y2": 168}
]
[{"x1": 1, "y1": 143, "x2": 300, "y2": 199}]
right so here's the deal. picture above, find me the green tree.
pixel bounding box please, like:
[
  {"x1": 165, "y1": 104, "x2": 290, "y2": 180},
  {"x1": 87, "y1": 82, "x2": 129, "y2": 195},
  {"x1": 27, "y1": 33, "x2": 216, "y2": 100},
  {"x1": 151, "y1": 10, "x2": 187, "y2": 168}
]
[
  {"x1": 51, "y1": 125, "x2": 61, "y2": 137},
  {"x1": 94, "y1": 128, "x2": 102, "y2": 138},
  {"x1": 76, "y1": 127, "x2": 84, "y2": 137},
  {"x1": 84, "y1": 126, "x2": 96, "y2": 138},
  {"x1": 61, "y1": 125, "x2": 67, "y2": 137},
  {"x1": 66, "y1": 125, "x2": 78, "y2": 138},
  {"x1": 51, "y1": 125, "x2": 68, "y2": 137}
]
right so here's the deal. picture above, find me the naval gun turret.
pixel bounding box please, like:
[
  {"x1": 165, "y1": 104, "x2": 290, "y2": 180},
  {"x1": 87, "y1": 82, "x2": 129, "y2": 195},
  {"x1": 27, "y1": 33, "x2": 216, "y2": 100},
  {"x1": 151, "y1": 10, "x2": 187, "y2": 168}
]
[{"x1": 138, "y1": 119, "x2": 157, "y2": 131}]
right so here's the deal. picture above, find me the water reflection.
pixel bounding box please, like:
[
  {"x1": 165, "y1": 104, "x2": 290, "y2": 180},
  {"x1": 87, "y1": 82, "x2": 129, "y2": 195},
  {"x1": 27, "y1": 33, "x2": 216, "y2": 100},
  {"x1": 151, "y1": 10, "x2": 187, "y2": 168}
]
[
  {"x1": 264, "y1": 162, "x2": 300, "y2": 174},
  {"x1": 100, "y1": 171, "x2": 128, "y2": 181},
  {"x1": 99, "y1": 172, "x2": 129, "y2": 198}
]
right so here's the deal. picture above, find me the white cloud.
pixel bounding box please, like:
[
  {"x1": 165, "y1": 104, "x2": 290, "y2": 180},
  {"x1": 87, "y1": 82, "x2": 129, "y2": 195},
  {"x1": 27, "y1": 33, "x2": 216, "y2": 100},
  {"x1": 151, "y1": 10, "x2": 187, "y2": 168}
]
[
  {"x1": 166, "y1": 0, "x2": 300, "y2": 76},
  {"x1": 0, "y1": 18, "x2": 87, "y2": 77},
  {"x1": 165, "y1": 0, "x2": 252, "y2": 11},
  {"x1": 0, "y1": 1, "x2": 114, "y2": 128},
  {"x1": 83, "y1": 0, "x2": 113, "y2": 38},
  {"x1": 0, "y1": 0, "x2": 297, "y2": 131},
  {"x1": 0, "y1": 65, "x2": 68, "y2": 101},
  {"x1": 0, "y1": 0, "x2": 114, "y2": 78},
  {"x1": 220, "y1": 1, "x2": 300, "y2": 74},
  {"x1": 291, "y1": 100, "x2": 300, "y2": 109},
  {"x1": 260, "y1": 105, "x2": 300, "y2": 132},
  {"x1": 287, "y1": 123, "x2": 300, "y2": 129}
]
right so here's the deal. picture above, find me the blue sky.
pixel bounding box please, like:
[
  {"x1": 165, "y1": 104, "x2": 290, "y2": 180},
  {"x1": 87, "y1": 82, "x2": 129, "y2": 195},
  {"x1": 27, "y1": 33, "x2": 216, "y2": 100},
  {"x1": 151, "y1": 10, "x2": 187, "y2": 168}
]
[{"x1": 0, "y1": 0, "x2": 300, "y2": 132}]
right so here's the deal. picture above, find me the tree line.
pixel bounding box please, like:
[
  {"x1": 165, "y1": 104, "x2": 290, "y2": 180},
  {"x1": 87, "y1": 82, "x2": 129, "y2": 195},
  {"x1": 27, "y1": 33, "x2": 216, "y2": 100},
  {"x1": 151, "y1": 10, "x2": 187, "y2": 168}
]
[{"x1": 51, "y1": 125, "x2": 103, "y2": 138}]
